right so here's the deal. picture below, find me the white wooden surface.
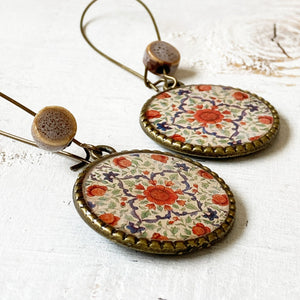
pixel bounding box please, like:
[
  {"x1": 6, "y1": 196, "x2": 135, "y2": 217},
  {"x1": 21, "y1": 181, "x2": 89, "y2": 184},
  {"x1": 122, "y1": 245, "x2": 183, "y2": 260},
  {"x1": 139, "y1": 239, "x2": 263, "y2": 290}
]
[{"x1": 0, "y1": 0, "x2": 299, "y2": 299}]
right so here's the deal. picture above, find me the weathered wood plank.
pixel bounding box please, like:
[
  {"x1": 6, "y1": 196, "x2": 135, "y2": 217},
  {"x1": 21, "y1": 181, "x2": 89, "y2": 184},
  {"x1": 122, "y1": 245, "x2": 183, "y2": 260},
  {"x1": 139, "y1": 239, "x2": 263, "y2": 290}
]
[{"x1": 0, "y1": 0, "x2": 299, "y2": 299}]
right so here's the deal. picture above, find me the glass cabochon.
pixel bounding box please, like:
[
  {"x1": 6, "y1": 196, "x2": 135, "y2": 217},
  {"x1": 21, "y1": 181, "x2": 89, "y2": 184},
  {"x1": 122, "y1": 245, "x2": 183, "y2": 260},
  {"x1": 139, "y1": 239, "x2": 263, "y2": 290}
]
[
  {"x1": 73, "y1": 150, "x2": 235, "y2": 254},
  {"x1": 140, "y1": 85, "x2": 279, "y2": 158}
]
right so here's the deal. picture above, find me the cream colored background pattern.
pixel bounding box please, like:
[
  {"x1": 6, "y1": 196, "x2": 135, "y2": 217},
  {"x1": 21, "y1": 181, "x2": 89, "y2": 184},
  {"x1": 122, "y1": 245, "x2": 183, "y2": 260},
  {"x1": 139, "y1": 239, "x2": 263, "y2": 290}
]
[
  {"x1": 145, "y1": 85, "x2": 274, "y2": 146},
  {"x1": 83, "y1": 152, "x2": 229, "y2": 240}
]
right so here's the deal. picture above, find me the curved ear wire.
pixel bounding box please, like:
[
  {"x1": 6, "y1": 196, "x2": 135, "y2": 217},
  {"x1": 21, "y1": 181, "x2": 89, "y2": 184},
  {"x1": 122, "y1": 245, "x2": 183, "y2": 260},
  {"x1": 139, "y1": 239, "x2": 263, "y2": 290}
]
[
  {"x1": 0, "y1": 92, "x2": 115, "y2": 171},
  {"x1": 80, "y1": 0, "x2": 181, "y2": 92}
]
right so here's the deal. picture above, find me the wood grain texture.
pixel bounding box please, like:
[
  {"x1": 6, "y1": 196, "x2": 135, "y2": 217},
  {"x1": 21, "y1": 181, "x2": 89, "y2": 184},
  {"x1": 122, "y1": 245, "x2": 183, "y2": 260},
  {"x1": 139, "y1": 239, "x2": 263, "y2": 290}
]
[{"x1": 0, "y1": 0, "x2": 299, "y2": 299}]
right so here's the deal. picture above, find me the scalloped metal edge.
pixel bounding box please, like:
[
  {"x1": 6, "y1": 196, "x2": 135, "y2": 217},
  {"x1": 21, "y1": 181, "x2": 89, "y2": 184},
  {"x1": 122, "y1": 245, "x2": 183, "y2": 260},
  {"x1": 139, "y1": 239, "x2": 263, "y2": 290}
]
[
  {"x1": 73, "y1": 149, "x2": 236, "y2": 255},
  {"x1": 140, "y1": 84, "x2": 280, "y2": 158}
]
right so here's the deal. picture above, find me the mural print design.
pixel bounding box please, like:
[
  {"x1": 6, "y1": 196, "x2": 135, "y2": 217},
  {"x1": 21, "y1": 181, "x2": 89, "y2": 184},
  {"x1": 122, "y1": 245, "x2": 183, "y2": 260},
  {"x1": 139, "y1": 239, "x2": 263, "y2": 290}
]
[
  {"x1": 83, "y1": 152, "x2": 230, "y2": 241},
  {"x1": 144, "y1": 85, "x2": 274, "y2": 147}
]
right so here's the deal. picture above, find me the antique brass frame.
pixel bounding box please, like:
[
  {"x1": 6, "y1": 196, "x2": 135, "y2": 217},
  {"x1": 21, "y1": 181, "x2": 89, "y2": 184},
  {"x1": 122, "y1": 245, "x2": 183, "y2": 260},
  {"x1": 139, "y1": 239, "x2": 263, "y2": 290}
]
[
  {"x1": 73, "y1": 149, "x2": 236, "y2": 255},
  {"x1": 140, "y1": 85, "x2": 280, "y2": 158}
]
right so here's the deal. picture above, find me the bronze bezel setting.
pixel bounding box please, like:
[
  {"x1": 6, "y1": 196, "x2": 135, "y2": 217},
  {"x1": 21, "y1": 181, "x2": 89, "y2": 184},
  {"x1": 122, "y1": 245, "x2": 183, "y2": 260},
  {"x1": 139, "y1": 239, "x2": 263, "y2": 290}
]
[
  {"x1": 73, "y1": 149, "x2": 235, "y2": 255},
  {"x1": 140, "y1": 85, "x2": 280, "y2": 158}
]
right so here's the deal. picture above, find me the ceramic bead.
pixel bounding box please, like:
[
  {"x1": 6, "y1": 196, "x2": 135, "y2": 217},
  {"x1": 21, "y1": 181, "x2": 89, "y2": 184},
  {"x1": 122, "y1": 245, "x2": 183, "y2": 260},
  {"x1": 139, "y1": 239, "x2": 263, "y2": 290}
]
[
  {"x1": 143, "y1": 41, "x2": 180, "y2": 75},
  {"x1": 31, "y1": 106, "x2": 77, "y2": 151}
]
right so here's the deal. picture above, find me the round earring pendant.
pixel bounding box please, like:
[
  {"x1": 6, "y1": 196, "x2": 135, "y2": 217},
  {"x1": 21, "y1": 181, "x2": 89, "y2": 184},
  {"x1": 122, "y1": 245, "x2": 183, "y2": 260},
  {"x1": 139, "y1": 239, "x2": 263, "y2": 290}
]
[
  {"x1": 140, "y1": 85, "x2": 279, "y2": 158},
  {"x1": 73, "y1": 150, "x2": 235, "y2": 255}
]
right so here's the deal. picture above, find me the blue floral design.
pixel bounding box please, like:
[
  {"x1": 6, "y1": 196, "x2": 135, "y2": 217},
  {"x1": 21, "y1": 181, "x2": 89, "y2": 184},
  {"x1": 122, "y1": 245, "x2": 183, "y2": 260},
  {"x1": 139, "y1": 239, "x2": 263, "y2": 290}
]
[
  {"x1": 203, "y1": 208, "x2": 218, "y2": 221},
  {"x1": 84, "y1": 152, "x2": 230, "y2": 241},
  {"x1": 175, "y1": 163, "x2": 189, "y2": 171},
  {"x1": 87, "y1": 201, "x2": 96, "y2": 208},
  {"x1": 145, "y1": 85, "x2": 274, "y2": 147},
  {"x1": 126, "y1": 222, "x2": 145, "y2": 234},
  {"x1": 157, "y1": 122, "x2": 171, "y2": 131},
  {"x1": 177, "y1": 89, "x2": 191, "y2": 96},
  {"x1": 103, "y1": 171, "x2": 119, "y2": 182}
]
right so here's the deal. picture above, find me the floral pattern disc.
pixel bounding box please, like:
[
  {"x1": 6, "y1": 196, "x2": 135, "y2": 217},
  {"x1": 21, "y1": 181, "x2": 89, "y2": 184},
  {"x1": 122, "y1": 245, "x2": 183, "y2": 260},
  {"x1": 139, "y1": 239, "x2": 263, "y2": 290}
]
[
  {"x1": 140, "y1": 85, "x2": 279, "y2": 157},
  {"x1": 77, "y1": 151, "x2": 234, "y2": 251}
]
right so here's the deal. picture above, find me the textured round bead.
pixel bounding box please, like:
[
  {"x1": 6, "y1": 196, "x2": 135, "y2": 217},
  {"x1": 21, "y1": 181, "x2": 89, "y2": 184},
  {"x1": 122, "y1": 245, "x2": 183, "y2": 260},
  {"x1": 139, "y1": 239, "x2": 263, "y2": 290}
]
[
  {"x1": 143, "y1": 41, "x2": 180, "y2": 75},
  {"x1": 31, "y1": 106, "x2": 77, "y2": 152}
]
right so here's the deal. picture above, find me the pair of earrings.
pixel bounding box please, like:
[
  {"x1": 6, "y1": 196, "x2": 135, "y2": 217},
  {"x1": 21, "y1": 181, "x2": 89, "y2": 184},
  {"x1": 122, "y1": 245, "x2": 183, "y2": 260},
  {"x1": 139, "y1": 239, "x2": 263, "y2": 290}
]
[
  {"x1": 0, "y1": 92, "x2": 235, "y2": 255},
  {"x1": 0, "y1": 0, "x2": 279, "y2": 255}
]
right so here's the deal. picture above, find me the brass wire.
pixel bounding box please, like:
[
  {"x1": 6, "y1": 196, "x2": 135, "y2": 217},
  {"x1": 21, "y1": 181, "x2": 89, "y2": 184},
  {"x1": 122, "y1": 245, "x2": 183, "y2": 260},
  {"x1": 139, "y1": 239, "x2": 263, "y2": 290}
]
[
  {"x1": 0, "y1": 92, "x2": 116, "y2": 169},
  {"x1": 80, "y1": 0, "x2": 161, "y2": 82},
  {"x1": 80, "y1": 0, "x2": 179, "y2": 91}
]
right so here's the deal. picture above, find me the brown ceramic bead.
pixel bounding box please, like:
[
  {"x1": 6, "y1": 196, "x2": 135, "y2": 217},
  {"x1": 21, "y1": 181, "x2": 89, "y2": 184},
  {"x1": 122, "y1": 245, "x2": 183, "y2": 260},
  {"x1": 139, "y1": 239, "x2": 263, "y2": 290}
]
[
  {"x1": 31, "y1": 106, "x2": 77, "y2": 152},
  {"x1": 143, "y1": 41, "x2": 180, "y2": 75}
]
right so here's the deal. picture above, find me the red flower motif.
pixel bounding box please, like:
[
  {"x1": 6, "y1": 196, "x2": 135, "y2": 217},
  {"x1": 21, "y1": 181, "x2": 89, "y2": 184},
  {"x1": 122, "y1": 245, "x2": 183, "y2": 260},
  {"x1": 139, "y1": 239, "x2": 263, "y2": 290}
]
[
  {"x1": 151, "y1": 154, "x2": 169, "y2": 163},
  {"x1": 146, "y1": 203, "x2": 156, "y2": 210},
  {"x1": 146, "y1": 110, "x2": 162, "y2": 119},
  {"x1": 137, "y1": 195, "x2": 146, "y2": 200},
  {"x1": 143, "y1": 170, "x2": 150, "y2": 175},
  {"x1": 174, "y1": 189, "x2": 183, "y2": 195},
  {"x1": 171, "y1": 104, "x2": 178, "y2": 112},
  {"x1": 144, "y1": 185, "x2": 178, "y2": 206},
  {"x1": 233, "y1": 91, "x2": 249, "y2": 100},
  {"x1": 258, "y1": 116, "x2": 273, "y2": 124},
  {"x1": 113, "y1": 156, "x2": 132, "y2": 168},
  {"x1": 176, "y1": 200, "x2": 186, "y2": 206},
  {"x1": 170, "y1": 134, "x2": 186, "y2": 142},
  {"x1": 240, "y1": 121, "x2": 246, "y2": 125},
  {"x1": 198, "y1": 170, "x2": 214, "y2": 179},
  {"x1": 164, "y1": 205, "x2": 172, "y2": 211},
  {"x1": 197, "y1": 85, "x2": 212, "y2": 91},
  {"x1": 194, "y1": 109, "x2": 224, "y2": 124},
  {"x1": 165, "y1": 181, "x2": 174, "y2": 186},
  {"x1": 135, "y1": 184, "x2": 145, "y2": 190},
  {"x1": 151, "y1": 233, "x2": 168, "y2": 241},
  {"x1": 223, "y1": 110, "x2": 231, "y2": 115},
  {"x1": 212, "y1": 194, "x2": 229, "y2": 206},
  {"x1": 216, "y1": 124, "x2": 223, "y2": 129},
  {"x1": 120, "y1": 202, "x2": 126, "y2": 206},
  {"x1": 99, "y1": 213, "x2": 120, "y2": 226},
  {"x1": 156, "y1": 92, "x2": 171, "y2": 99},
  {"x1": 86, "y1": 185, "x2": 108, "y2": 197},
  {"x1": 149, "y1": 179, "x2": 157, "y2": 185},
  {"x1": 192, "y1": 223, "x2": 211, "y2": 236},
  {"x1": 249, "y1": 135, "x2": 261, "y2": 141}
]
